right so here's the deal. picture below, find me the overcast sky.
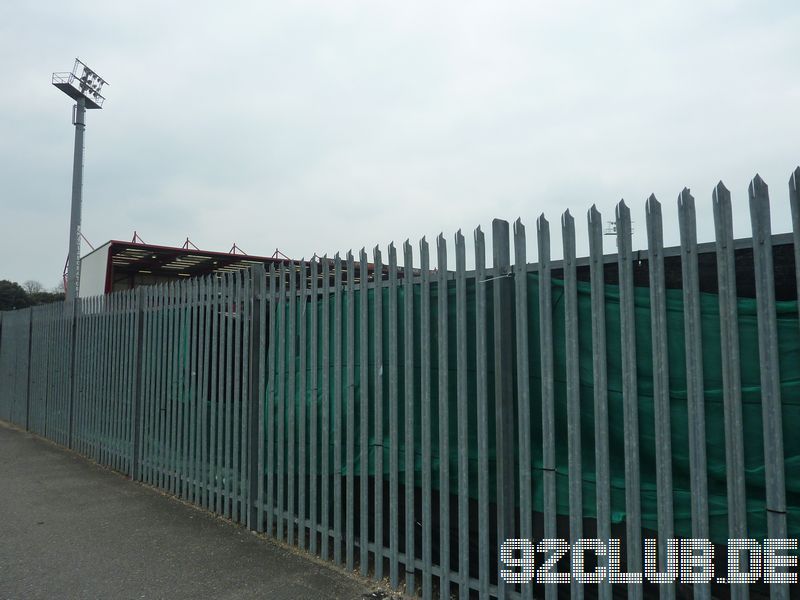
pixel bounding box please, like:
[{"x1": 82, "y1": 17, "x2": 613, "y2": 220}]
[{"x1": 1, "y1": 1, "x2": 798, "y2": 287}]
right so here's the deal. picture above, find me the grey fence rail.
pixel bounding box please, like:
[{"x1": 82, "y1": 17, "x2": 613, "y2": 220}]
[{"x1": 2, "y1": 170, "x2": 800, "y2": 600}]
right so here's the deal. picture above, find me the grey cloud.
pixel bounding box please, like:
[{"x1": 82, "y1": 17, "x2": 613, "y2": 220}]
[{"x1": 1, "y1": 1, "x2": 799, "y2": 283}]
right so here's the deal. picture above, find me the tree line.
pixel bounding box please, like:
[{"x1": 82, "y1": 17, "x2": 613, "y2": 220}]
[{"x1": 0, "y1": 280, "x2": 65, "y2": 311}]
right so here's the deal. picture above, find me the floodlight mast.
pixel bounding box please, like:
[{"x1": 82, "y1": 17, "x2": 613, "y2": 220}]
[{"x1": 52, "y1": 58, "x2": 107, "y2": 302}]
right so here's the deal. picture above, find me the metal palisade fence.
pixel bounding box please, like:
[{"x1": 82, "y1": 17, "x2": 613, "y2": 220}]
[{"x1": 1, "y1": 170, "x2": 800, "y2": 600}]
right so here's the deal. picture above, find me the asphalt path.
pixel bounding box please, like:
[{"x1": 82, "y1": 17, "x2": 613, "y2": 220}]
[{"x1": 0, "y1": 422, "x2": 396, "y2": 600}]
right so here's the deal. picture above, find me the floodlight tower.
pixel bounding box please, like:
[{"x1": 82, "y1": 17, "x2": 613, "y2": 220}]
[{"x1": 52, "y1": 58, "x2": 108, "y2": 302}]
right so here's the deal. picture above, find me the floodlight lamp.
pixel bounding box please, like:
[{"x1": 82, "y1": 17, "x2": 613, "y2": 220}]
[
  {"x1": 54, "y1": 57, "x2": 110, "y2": 303},
  {"x1": 52, "y1": 58, "x2": 108, "y2": 109}
]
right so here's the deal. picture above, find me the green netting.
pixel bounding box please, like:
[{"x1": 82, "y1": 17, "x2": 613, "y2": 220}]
[{"x1": 268, "y1": 273, "x2": 800, "y2": 544}]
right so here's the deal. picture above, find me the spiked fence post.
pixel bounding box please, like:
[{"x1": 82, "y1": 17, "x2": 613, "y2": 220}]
[
  {"x1": 537, "y1": 213, "x2": 557, "y2": 600},
  {"x1": 512, "y1": 218, "x2": 532, "y2": 600},
  {"x1": 492, "y1": 219, "x2": 516, "y2": 600},
  {"x1": 358, "y1": 248, "x2": 370, "y2": 577},
  {"x1": 562, "y1": 210, "x2": 583, "y2": 600},
  {"x1": 616, "y1": 200, "x2": 642, "y2": 600},
  {"x1": 248, "y1": 265, "x2": 267, "y2": 530},
  {"x1": 66, "y1": 297, "x2": 79, "y2": 450},
  {"x1": 473, "y1": 227, "x2": 490, "y2": 600},
  {"x1": 25, "y1": 308, "x2": 33, "y2": 432},
  {"x1": 712, "y1": 181, "x2": 748, "y2": 600},
  {"x1": 372, "y1": 246, "x2": 385, "y2": 581},
  {"x1": 298, "y1": 260, "x2": 308, "y2": 547},
  {"x1": 419, "y1": 237, "x2": 432, "y2": 599},
  {"x1": 287, "y1": 262, "x2": 297, "y2": 544},
  {"x1": 308, "y1": 259, "x2": 318, "y2": 549},
  {"x1": 388, "y1": 243, "x2": 400, "y2": 589},
  {"x1": 455, "y1": 229, "x2": 470, "y2": 599},
  {"x1": 333, "y1": 254, "x2": 343, "y2": 562},
  {"x1": 436, "y1": 234, "x2": 450, "y2": 599},
  {"x1": 791, "y1": 168, "x2": 800, "y2": 335},
  {"x1": 645, "y1": 195, "x2": 675, "y2": 600},
  {"x1": 749, "y1": 175, "x2": 788, "y2": 600},
  {"x1": 403, "y1": 239, "x2": 417, "y2": 595},
  {"x1": 266, "y1": 265, "x2": 277, "y2": 536},
  {"x1": 130, "y1": 287, "x2": 146, "y2": 481},
  {"x1": 678, "y1": 188, "x2": 710, "y2": 600},
  {"x1": 346, "y1": 251, "x2": 356, "y2": 571},
  {"x1": 588, "y1": 205, "x2": 612, "y2": 600}
]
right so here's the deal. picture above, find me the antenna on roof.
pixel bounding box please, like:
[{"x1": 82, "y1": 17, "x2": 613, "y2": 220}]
[
  {"x1": 181, "y1": 237, "x2": 200, "y2": 250},
  {"x1": 603, "y1": 220, "x2": 635, "y2": 236}
]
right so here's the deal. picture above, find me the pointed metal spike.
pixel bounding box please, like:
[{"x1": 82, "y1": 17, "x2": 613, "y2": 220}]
[
  {"x1": 346, "y1": 250, "x2": 353, "y2": 260},
  {"x1": 588, "y1": 204, "x2": 601, "y2": 223},
  {"x1": 536, "y1": 214, "x2": 549, "y2": 230},
  {"x1": 678, "y1": 187, "x2": 695, "y2": 210},
  {"x1": 372, "y1": 245, "x2": 381, "y2": 270},
  {"x1": 646, "y1": 194, "x2": 660, "y2": 215},
  {"x1": 790, "y1": 167, "x2": 800, "y2": 191},
  {"x1": 455, "y1": 229, "x2": 464, "y2": 243},
  {"x1": 749, "y1": 174, "x2": 769, "y2": 199},
  {"x1": 713, "y1": 184, "x2": 731, "y2": 214},
  {"x1": 712, "y1": 181, "x2": 732, "y2": 246},
  {"x1": 473, "y1": 226, "x2": 482, "y2": 242},
  {"x1": 749, "y1": 175, "x2": 769, "y2": 208},
  {"x1": 615, "y1": 199, "x2": 629, "y2": 218},
  {"x1": 513, "y1": 218, "x2": 525, "y2": 236},
  {"x1": 561, "y1": 209, "x2": 573, "y2": 227}
]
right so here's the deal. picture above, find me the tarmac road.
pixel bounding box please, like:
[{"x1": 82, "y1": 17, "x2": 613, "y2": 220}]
[{"x1": 0, "y1": 422, "x2": 396, "y2": 600}]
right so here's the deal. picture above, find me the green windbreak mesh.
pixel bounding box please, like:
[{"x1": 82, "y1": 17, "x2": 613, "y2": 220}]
[{"x1": 267, "y1": 273, "x2": 800, "y2": 544}]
